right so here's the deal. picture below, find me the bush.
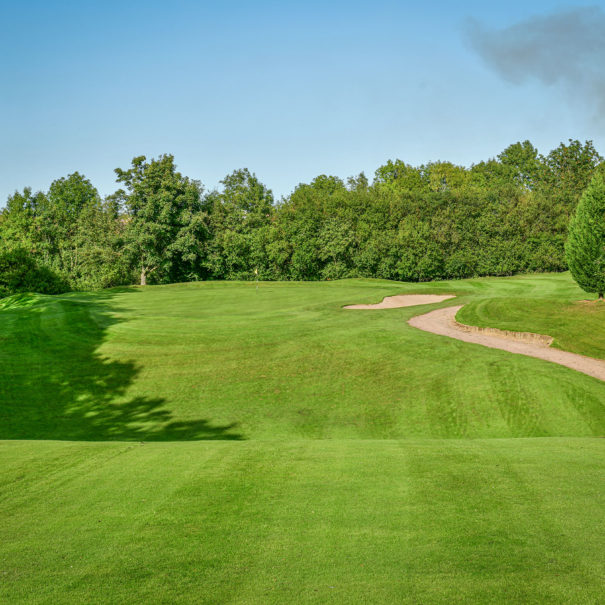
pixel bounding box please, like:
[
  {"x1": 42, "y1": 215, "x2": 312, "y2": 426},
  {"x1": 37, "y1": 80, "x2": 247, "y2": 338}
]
[{"x1": 0, "y1": 248, "x2": 69, "y2": 298}]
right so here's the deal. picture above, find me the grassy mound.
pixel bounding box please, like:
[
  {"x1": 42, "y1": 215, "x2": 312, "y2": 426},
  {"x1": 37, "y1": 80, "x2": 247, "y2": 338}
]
[
  {"x1": 457, "y1": 295, "x2": 605, "y2": 359},
  {"x1": 0, "y1": 273, "x2": 603, "y2": 603}
]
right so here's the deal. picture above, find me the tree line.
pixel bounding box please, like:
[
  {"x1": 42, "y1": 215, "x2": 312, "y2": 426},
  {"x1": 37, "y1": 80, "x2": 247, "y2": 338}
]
[{"x1": 0, "y1": 139, "x2": 602, "y2": 297}]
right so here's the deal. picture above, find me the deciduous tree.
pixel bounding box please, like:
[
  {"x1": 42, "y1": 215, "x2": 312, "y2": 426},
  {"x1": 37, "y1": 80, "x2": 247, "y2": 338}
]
[{"x1": 115, "y1": 155, "x2": 208, "y2": 285}]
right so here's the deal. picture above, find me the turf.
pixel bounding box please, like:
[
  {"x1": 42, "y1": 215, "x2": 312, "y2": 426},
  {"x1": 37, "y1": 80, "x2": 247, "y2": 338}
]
[
  {"x1": 1, "y1": 274, "x2": 604, "y2": 441},
  {"x1": 0, "y1": 273, "x2": 604, "y2": 603},
  {"x1": 457, "y1": 293, "x2": 605, "y2": 359}
]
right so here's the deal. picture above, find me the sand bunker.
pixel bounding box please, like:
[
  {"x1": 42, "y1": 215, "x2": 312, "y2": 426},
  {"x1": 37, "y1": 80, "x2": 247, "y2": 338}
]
[
  {"x1": 409, "y1": 305, "x2": 605, "y2": 382},
  {"x1": 344, "y1": 294, "x2": 456, "y2": 310}
]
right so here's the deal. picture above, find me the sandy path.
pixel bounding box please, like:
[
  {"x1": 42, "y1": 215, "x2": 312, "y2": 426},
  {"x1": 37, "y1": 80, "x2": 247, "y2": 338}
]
[
  {"x1": 408, "y1": 305, "x2": 605, "y2": 382},
  {"x1": 344, "y1": 294, "x2": 455, "y2": 309}
]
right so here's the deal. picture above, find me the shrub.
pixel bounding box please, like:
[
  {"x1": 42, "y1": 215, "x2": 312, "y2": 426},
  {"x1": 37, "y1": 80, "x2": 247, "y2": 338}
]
[{"x1": 0, "y1": 248, "x2": 69, "y2": 298}]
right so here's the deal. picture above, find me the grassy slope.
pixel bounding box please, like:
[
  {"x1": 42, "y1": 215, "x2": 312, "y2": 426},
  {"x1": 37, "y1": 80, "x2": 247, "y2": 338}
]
[
  {"x1": 457, "y1": 289, "x2": 605, "y2": 359},
  {"x1": 1, "y1": 274, "x2": 604, "y2": 441},
  {"x1": 0, "y1": 273, "x2": 604, "y2": 603}
]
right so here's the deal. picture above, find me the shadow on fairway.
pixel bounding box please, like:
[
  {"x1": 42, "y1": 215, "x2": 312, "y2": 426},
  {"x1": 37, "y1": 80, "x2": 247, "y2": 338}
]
[{"x1": 0, "y1": 289, "x2": 243, "y2": 441}]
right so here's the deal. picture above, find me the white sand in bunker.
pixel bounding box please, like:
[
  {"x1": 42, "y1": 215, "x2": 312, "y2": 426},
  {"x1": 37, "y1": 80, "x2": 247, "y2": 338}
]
[
  {"x1": 409, "y1": 305, "x2": 605, "y2": 383},
  {"x1": 344, "y1": 294, "x2": 456, "y2": 309}
]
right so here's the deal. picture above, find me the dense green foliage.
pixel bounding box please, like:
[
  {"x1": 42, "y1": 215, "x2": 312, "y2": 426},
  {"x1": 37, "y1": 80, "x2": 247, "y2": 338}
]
[
  {"x1": 115, "y1": 155, "x2": 210, "y2": 285},
  {"x1": 0, "y1": 174, "x2": 128, "y2": 293},
  {"x1": 0, "y1": 248, "x2": 67, "y2": 298},
  {"x1": 0, "y1": 140, "x2": 602, "y2": 294},
  {"x1": 565, "y1": 172, "x2": 605, "y2": 298},
  {"x1": 1, "y1": 275, "x2": 603, "y2": 602}
]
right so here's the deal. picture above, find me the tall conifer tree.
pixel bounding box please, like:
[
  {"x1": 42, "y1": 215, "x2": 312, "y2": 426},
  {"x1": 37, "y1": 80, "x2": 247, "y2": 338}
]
[{"x1": 565, "y1": 172, "x2": 605, "y2": 299}]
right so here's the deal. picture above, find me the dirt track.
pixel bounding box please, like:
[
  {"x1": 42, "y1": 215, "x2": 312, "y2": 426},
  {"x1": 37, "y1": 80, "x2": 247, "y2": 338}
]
[{"x1": 408, "y1": 305, "x2": 605, "y2": 382}]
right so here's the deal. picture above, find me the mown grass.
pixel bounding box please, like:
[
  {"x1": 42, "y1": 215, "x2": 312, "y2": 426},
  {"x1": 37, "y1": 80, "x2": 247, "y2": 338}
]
[
  {"x1": 0, "y1": 272, "x2": 603, "y2": 603},
  {"x1": 1, "y1": 438, "x2": 603, "y2": 604},
  {"x1": 458, "y1": 292, "x2": 605, "y2": 359},
  {"x1": 1, "y1": 274, "x2": 604, "y2": 441}
]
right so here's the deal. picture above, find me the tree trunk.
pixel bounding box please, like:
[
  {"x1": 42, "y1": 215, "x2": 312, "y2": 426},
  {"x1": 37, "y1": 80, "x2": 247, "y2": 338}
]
[{"x1": 140, "y1": 267, "x2": 147, "y2": 286}]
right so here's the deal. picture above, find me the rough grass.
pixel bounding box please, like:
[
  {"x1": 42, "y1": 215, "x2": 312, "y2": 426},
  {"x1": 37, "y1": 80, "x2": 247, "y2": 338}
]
[{"x1": 0, "y1": 272, "x2": 603, "y2": 603}]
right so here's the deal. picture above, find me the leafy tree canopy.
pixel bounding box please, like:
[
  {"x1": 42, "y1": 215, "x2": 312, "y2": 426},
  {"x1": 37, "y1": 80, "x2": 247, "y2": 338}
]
[
  {"x1": 115, "y1": 154, "x2": 208, "y2": 285},
  {"x1": 2, "y1": 139, "x2": 603, "y2": 294}
]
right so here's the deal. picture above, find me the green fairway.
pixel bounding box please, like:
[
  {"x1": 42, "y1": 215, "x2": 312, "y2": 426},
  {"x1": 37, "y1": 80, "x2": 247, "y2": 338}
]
[
  {"x1": 2, "y1": 438, "x2": 603, "y2": 604},
  {"x1": 1, "y1": 273, "x2": 604, "y2": 603}
]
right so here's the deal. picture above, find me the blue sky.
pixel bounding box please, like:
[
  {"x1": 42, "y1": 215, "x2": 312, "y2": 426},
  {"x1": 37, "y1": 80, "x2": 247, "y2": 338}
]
[{"x1": 1, "y1": 0, "x2": 603, "y2": 202}]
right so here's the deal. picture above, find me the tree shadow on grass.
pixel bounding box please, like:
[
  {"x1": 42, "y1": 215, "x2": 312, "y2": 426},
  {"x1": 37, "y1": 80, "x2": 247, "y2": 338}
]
[{"x1": 0, "y1": 289, "x2": 243, "y2": 441}]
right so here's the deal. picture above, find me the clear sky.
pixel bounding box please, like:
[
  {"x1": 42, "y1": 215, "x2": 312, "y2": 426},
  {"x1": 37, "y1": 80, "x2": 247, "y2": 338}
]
[{"x1": 1, "y1": 0, "x2": 604, "y2": 202}]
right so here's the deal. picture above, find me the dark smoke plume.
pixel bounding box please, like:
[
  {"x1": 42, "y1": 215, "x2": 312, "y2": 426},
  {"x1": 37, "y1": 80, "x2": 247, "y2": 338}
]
[{"x1": 465, "y1": 6, "x2": 605, "y2": 122}]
